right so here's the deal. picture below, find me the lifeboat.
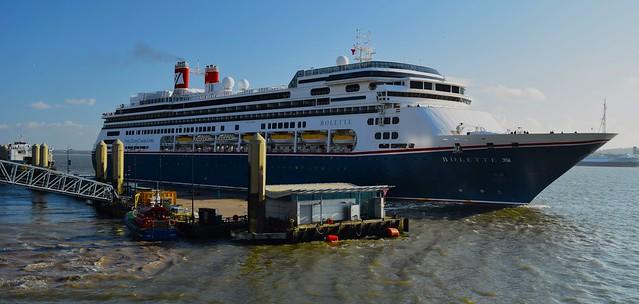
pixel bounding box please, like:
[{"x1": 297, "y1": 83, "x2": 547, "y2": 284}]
[
  {"x1": 300, "y1": 132, "x2": 327, "y2": 144},
  {"x1": 176, "y1": 135, "x2": 193, "y2": 144},
  {"x1": 332, "y1": 133, "x2": 356, "y2": 144},
  {"x1": 270, "y1": 133, "x2": 294, "y2": 144},
  {"x1": 242, "y1": 133, "x2": 255, "y2": 143}
]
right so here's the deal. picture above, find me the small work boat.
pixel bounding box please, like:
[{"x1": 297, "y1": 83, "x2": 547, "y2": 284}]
[
  {"x1": 124, "y1": 190, "x2": 178, "y2": 241},
  {"x1": 124, "y1": 206, "x2": 177, "y2": 241}
]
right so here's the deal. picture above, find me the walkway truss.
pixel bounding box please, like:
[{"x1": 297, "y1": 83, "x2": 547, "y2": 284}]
[{"x1": 0, "y1": 160, "x2": 115, "y2": 202}]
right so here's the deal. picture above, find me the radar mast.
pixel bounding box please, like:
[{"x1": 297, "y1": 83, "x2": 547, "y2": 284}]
[{"x1": 350, "y1": 29, "x2": 375, "y2": 63}]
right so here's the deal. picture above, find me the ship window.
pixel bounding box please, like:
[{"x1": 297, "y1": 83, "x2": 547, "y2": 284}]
[
  {"x1": 383, "y1": 132, "x2": 390, "y2": 140},
  {"x1": 391, "y1": 143, "x2": 407, "y2": 149},
  {"x1": 367, "y1": 118, "x2": 374, "y2": 125},
  {"x1": 436, "y1": 83, "x2": 451, "y2": 92},
  {"x1": 408, "y1": 143, "x2": 415, "y2": 148},
  {"x1": 452, "y1": 86, "x2": 460, "y2": 94},
  {"x1": 290, "y1": 121, "x2": 295, "y2": 128},
  {"x1": 297, "y1": 122, "x2": 301, "y2": 128},
  {"x1": 284, "y1": 122, "x2": 289, "y2": 128},
  {"x1": 221, "y1": 126, "x2": 225, "y2": 131},
  {"x1": 374, "y1": 132, "x2": 382, "y2": 140},
  {"x1": 393, "y1": 81, "x2": 403, "y2": 86},
  {"x1": 212, "y1": 126, "x2": 215, "y2": 131},
  {"x1": 316, "y1": 98, "x2": 330, "y2": 105},
  {"x1": 278, "y1": 122, "x2": 283, "y2": 129},
  {"x1": 410, "y1": 81, "x2": 423, "y2": 89},
  {"x1": 460, "y1": 87, "x2": 465, "y2": 95},
  {"x1": 107, "y1": 131, "x2": 120, "y2": 136},
  {"x1": 345, "y1": 84, "x2": 360, "y2": 92},
  {"x1": 375, "y1": 118, "x2": 380, "y2": 125},
  {"x1": 391, "y1": 132, "x2": 399, "y2": 139},
  {"x1": 311, "y1": 87, "x2": 330, "y2": 96},
  {"x1": 235, "y1": 124, "x2": 239, "y2": 131},
  {"x1": 424, "y1": 82, "x2": 433, "y2": 90},
  {"x1": 268, "y1": 123, "x2": 272, "y2": 129},
  {"x1": 392, "y1": 117, "x2": 399, "y2": 124},
  {"x1": 261, "y1": 123, "x2": 265, "y2": 129},
  {"x1": 383, "y1": 117, "x2": 391, "y2": 125},
  {"x1": 379, "y1": 144, "x2": 389, "y2": 149},
  {"x1": 302, "y1": 121, "x2": 307, "y2": 128}
]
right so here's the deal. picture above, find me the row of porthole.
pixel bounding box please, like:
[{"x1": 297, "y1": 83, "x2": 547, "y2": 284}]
[
  {"x1": 374, "y1": 132, "x2": 399, "y2": 140},
  {"x1": 367, "y1": 117, "x2": 400, "y2": 125}
]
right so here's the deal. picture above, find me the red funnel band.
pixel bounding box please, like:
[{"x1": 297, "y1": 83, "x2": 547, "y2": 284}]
[
  {"x1": 174, "y1": 67, "x2": 190, "y2": 89},
  {"x1": 205, "y1": 71, "x2": 219, "y2": 84}
]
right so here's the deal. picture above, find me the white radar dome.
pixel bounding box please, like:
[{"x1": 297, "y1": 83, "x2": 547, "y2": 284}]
[
  {"x1": 238, "y1": 79, "x2": 250, "y2": 91},
  {"x1": 336, "y1": 55, "x2": 349, "y2": 66},
  {"x1": 222, "y1": 76, "x2": 235, "y2": 90}
]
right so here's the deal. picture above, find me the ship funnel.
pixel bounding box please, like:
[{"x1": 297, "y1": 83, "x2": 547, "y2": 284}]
[
  {"x1": 174, "y1": 61, "x2": 190, "y2": 90},
  {"x1": 205, "y1": 65, "x2": 219, "y2": 93}
]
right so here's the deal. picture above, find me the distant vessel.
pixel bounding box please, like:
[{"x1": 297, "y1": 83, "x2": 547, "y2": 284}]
[
  {"x1": 577, "y1": 153, "x2": 639, "y2": 167},
  {"x1": 94, "y1": 33, "x2": 615, "y2": 205},
  {"x1": 577, "y1": 101, "x2": 637, "y2": 167},
  {"x1": 0, "y1": 138, "x2": 54, "y2": 166}
]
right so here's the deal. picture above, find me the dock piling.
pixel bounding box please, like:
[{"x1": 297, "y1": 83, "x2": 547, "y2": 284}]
[
  {"x1": 95, "y1": 141, "x2": 107, "y2": 182},
  {"x1": 31, "y1": 144, "x2": 40, "y2": 167},
  {"x1": 112, "y1": 139, "x2": 124, "y2": 195},
  {"x1": 247, "y1": 133, "x2": 266, "y2": 233}
]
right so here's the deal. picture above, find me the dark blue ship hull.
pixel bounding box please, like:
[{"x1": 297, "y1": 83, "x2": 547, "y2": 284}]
[{"x1": 111, "y1": 139, "x2": 606, "y2": 205}]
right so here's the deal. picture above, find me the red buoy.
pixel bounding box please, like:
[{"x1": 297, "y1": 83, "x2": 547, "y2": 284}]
[
  {"x1": 386, "y1": 228, "x2": 400, "y2": 238},
  {"x1": 325, "y1": 234, "x2": 339, "y2": 243}
]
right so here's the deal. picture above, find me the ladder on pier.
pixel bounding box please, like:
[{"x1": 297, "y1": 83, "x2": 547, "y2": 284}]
[{"x1": 0, "y1": 159, "x2": 115, "y2": 202}]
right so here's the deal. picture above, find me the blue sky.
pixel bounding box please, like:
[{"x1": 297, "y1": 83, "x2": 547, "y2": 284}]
[{"x1": 1, "y1": 0, "x2": 637, "y2": 149}]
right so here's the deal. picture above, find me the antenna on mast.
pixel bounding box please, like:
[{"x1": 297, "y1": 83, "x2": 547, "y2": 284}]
[
  {"x1": 350, "y1": 29, "x2": 375, "y2": 63},
  {"x1": 598, "y1": 98, "x2": 607, "y2": 133}
]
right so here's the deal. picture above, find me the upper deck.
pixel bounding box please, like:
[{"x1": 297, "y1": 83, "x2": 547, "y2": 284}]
[{"x1": 288, "y1": 61, "x2": 444, "y2": 88}]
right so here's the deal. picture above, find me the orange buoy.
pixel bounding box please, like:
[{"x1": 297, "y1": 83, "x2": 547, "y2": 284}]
[
  {"x1": 325, "y1": 234, "x2": 339, "y2": 243},
  {"x1": 386, "y1": 228, "x2": 400, "y2": 238}
]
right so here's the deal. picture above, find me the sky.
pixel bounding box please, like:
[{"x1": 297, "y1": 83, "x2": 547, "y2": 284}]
[{"x1": 0, "y1": 0, "x2": 637, "y2": 150}]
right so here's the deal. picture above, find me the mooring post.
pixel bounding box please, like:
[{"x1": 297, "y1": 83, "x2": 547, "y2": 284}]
[
  {"x1": 112, "y1": 139, "x2": 124, "y2": 195},
  {"x1": 248, "y1": 133, "x2": 266, "y2": 233},
  {"x1": 31, "y1": 144, "x2": 41, "y2": 167},
  {"x1": 40, "y1": 143, "x2": 49, "y2": 169},
  {"x1": 95, "y1": 141, "x2": 107, "y2": 182}
]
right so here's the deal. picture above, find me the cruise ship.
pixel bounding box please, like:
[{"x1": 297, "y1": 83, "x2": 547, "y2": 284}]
[{"x1": 95, "y1": 50, "x2": 615, "y2": 205}]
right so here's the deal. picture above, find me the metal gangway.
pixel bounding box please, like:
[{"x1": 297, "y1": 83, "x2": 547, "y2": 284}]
[{"x1": 0, "y1": 159, "x2": 115, "y2": 202}]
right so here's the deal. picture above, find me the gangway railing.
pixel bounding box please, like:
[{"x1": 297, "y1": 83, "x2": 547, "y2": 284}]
[{"x1": 0, "y1": 160, "x2": 115, "y2": 202}]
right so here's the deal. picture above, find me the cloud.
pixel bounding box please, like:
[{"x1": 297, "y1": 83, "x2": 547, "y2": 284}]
[
  {"x1": 623, "y1": 76, "x2": 639, "y2": 87},
  {"x1": 481, "y1": 85, "x2": 546, "y2": 102},
  {"x1": 65, "y1": 98, "x2": 96, "y2": 106},
  {"x1": 133, "y1": 42, "x2": 183, "y2": 63},
  {"x1": 30, "y1": 101, "x2": 52, "y2": 110},
  {"x1": 0, "y1": 124, "x2": 8, "y2": 129},
  {"x1": 17, "y1": 120, "x2": 83, "y2": 129}
]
